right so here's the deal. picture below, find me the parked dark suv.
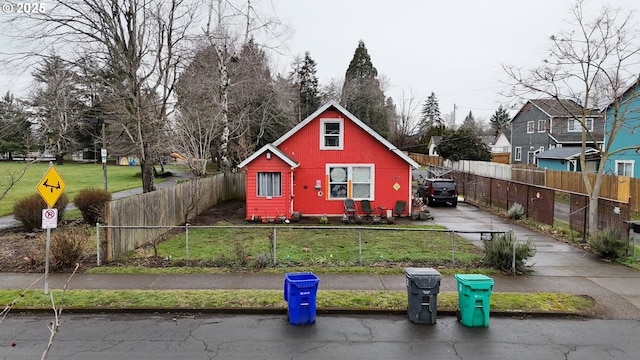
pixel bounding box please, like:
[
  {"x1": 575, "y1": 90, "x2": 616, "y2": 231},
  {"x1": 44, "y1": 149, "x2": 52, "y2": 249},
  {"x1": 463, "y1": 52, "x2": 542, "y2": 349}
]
[{"x1": 417, "y1": 178, "x2": 458, "y2": 207}]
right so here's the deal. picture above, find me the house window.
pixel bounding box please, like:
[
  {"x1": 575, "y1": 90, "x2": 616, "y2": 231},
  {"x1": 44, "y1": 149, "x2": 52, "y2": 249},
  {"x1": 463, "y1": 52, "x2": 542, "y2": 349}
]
[
  {"x1": 538, "y1": 119, "x2": 546, "y2": 132},
  {"x1": 328, "y1": 164, "x2": 374, "y2": 199},
  {"x1": 568, "y1": 118, "x2": 594, "y2": 132},
  {"x1": 514, "y1": 147, "x2": 522, "y2": 161},
  {"x1": 257, "y1": 172, "x2": 281, "y2": 197},
  {"x1": 615, "y1": 161, "x2": 634, "y2": 177},
  {"x1": 539, "y1": 146, "x2": 544, "y2": 153},
  {"x1": 320, "y1": 118, "x2": 344, "y2": 150},
  {"x1": 527, "y1": 121, "x2": 535, "y2": 134}
]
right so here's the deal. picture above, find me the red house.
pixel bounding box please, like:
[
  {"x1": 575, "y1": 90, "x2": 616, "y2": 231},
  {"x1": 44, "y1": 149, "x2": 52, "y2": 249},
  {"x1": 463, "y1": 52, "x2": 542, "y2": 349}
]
[{"x1": 237, "y1": 101, "x2": 420, "y2": 220}]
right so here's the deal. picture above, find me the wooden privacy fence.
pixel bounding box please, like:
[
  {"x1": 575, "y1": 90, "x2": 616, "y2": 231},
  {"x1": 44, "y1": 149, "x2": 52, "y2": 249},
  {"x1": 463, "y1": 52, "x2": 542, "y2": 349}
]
[
  {"x1": 410, "y1": 155, "x2": 639, "y2": 212},
  {"x1": 103, "y1": 172, "x2": 245, "y2": 261}
]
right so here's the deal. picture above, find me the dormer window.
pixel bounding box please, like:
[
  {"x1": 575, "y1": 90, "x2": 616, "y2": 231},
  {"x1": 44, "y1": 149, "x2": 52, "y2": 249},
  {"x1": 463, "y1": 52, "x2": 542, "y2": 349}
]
[{"x1": 320, "y1": 118, "x2": 343, "y2": 150}]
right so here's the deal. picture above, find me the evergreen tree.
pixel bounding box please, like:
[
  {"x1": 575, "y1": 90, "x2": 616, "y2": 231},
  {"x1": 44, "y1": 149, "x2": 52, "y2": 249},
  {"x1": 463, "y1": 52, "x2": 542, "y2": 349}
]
[
  {"x1": 489, "y1": 105, "x2": 511, "y2": 136},
  {"x1": 0, "y1": 92, "x2": 32, "y2": 159},
  {"x1": 341, "y1": 40, "x2": 390, "y2": 138},
  {"x1": 294, "y1": 52, "x2": 321, "y2": 121},
  {"x1": 460, "y1": 110, "x2": 477, "y2": 131},
  {"x1": 31, "y1": 55, "x2": 86, "y2": 164},
  {"x1": 419, "y1": 92, "x2": 443, "y2": 134},
  {"x1": 436, "y1": 127, "x2": 491, "y2": 161}
]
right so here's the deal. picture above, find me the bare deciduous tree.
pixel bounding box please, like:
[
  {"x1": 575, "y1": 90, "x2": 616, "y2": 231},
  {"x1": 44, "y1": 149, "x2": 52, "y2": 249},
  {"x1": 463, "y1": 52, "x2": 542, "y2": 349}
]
[
  {"x1": 4, "y1": 0, "x2": 199, "y2": 192},
  {"x1": 504, "y1": 0, "x2": 640, "y2": 233}
]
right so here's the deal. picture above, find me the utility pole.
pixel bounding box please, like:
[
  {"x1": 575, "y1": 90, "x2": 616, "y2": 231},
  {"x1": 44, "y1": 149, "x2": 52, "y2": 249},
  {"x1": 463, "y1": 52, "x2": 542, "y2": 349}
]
[{"x1": 453, "y1": 104, "x2": 457, "y2": 129}]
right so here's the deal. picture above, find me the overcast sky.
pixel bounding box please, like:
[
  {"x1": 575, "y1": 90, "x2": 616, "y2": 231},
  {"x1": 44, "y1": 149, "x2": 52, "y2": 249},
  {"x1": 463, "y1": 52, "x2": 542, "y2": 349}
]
[
  {"x1": 270, "y1": 0, "x2": 640, "y2": 123},
  {"x1": 1, "y1": 0, "x2": 639, "y2": 125}
]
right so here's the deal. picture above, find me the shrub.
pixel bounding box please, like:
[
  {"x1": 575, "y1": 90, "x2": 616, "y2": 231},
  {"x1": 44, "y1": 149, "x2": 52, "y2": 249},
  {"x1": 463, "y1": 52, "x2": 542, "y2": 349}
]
[
  {"x1": 13, "y1": 193, "x2": 69, "y2": 232},
  {"x1": 50, "y1": 227, "x2": 90, "y2": 270},
  {"x1": 588, "y1": 228, "x2": 627, "y2": 260},
  {"x1": 253, "y1": 252, "x2": 271, "y2": 269},
  {"x1": 74, "y1": 187, "x2": 112, "y2": 224},
  {"x1": 507, "y1": 202, "x2": 525, "y2": 219},
  {"x1": 483, "y1": 230, "x2": 536, "y2": 274}
]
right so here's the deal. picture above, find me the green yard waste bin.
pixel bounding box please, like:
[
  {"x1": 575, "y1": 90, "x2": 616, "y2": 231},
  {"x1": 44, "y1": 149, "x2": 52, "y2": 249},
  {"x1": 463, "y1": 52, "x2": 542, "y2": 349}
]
[
  {"x1": 405, "y1": 267, "x2": 441, "y2": 324},
  {"x1": 454, "y1": 274, "x2": 494, "y2": 327}
]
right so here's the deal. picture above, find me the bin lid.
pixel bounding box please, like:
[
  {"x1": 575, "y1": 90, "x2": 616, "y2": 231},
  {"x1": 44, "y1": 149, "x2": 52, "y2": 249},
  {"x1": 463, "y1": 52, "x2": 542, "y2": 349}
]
[
  {"x1": 454, "y1": 274, "x2": 494, "y2": 289},
  {"x1": 405, "y1": 267, "x2": 441, "y2": 278},
  {"x1": 285, "y1": 272, "x2": 320, "y2": 288}
]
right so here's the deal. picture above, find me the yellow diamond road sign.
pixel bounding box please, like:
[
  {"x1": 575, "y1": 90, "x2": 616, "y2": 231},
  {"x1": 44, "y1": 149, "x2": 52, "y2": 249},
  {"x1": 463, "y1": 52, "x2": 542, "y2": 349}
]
[{"x1": 37, "y1": 166, "x2": 66, "y2": 208}]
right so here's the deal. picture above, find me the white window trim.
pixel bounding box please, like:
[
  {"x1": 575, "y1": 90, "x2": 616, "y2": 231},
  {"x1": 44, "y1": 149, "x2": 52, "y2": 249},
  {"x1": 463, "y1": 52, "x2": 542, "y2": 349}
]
[
  {"x1": 527, "y1": 121, "x2": 535, "y2": 134},
  {"x1": 615, "y1": 160, "x2": 634, "y2": 177},
  {"x1": 320, "y1": 118, "x2": 344, "y2": 150},
  {"x1": 256, "y1": 172, "x2": 282, "y2": 198},
  {"x1": 326, "y1": 163, "x2": 375, "y2": 200},
  {"x1": 514, "y1": 146, "x2": 522, "y2": 161},
  {"x1": 537, "y1": 119, "x2": 546, "y2": 132},
  {"x1": 568, "y1": 118, "x2": 594, "y2": 132}
]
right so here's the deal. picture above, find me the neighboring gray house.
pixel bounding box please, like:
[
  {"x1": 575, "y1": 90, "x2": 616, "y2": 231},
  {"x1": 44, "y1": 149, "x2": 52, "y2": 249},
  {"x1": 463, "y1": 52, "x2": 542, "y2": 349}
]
[{"x1": 509, "y1": 99, "x2": 604, "y2": 164}]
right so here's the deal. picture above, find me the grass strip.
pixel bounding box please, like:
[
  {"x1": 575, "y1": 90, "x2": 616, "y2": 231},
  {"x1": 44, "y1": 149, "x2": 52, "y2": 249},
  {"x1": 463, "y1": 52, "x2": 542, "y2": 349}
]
[{"x1": 0, "y1": 289, "x2": 594, "y2": 314}]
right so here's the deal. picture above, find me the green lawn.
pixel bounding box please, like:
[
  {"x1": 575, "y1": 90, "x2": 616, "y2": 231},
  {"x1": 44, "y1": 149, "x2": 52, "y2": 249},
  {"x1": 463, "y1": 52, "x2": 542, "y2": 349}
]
[
  {"x1": 126, "y1": 223, "x2": 485, "y2": 269},
  {"x1": 0, "y1": 289, "x2": 595, "y2": 314},
  {"x1": 0, "y1": 162, "x2": 167, "y2": 216}
]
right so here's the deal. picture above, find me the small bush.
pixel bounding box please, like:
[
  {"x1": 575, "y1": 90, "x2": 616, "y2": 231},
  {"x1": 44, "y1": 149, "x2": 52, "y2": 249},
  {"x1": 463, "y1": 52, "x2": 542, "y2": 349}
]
[
  {"x1": 588, "y1": 228, "x2": 627, "y2": 260},
  {"x1": 507, "y1": 202, "x2": 525, "y2": 219},
  {"x1": 74, "y1": 187, "x2": 112, "y2": 225},
  {"x1": 13, "y1": 193, "x2": 69, "y2": 232},
  {"x1": 483, "y1": 230, "x2": 536, "y2": 273},
  {"x1": 50, "y1": 227, "x2": 90, "y2": 270},
  {"x1": 253, "y1": 252, "x2": 271, "y2": 269}
]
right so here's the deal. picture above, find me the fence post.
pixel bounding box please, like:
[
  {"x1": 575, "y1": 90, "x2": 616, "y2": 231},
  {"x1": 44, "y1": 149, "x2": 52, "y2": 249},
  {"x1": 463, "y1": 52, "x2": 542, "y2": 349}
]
[
  {"x1": 96, "y1": 223, "x2": 101, "y2": 266},
  {"x1": 451, "y1": 230, "x2": 456, "y2": 265},
  {"x1": 511, "y1": 231, "x2": 516, "y2": 275},
  {"x1": 272, "y1": 226, "x2": 277, "y2": 266},
  {"x1": 185, "y1": 223, "x2": 189, "y2": 266},
  {"x1": 358, "y1": 229, "x2": 362, "y2": 265}
]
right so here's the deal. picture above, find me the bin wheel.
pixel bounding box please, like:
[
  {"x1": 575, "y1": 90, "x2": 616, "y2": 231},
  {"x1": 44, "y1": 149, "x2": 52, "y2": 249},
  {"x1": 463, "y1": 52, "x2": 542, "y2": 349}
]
[{"x1": 456, "y1": 309, "x2": 461, "y2": 322}]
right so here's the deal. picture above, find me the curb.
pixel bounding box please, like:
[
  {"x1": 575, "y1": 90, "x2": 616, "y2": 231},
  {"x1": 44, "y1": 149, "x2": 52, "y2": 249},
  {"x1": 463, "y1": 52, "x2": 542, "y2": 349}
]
[{"x1": 9, "y1": 307, "x2": 583, "y2": 319}]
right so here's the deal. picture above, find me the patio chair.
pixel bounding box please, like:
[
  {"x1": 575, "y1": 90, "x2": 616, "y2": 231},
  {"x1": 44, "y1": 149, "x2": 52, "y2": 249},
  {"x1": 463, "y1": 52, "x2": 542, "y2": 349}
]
[
  {"x1": 360, "y1": 200, "x2": 374, "y2": 219},
  {"x1": 393, "y1": 200, "x2": 407, "y2": 218},
  {"x1": 344, "y1": 198, "x2": 357, "y2": 219}
]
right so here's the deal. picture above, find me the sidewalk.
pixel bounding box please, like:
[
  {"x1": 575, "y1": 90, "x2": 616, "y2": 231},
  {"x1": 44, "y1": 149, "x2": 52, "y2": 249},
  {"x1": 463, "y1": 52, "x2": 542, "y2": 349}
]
[{"x1": 2, "y1": 174, "x2": 640, "y2": 319}]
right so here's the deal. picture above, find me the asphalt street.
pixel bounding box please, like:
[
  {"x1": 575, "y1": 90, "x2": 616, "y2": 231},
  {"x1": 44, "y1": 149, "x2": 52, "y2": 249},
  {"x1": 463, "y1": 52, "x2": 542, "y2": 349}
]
[{"x1": 2, "y1": 314, "x2": 640, "y2": 360}]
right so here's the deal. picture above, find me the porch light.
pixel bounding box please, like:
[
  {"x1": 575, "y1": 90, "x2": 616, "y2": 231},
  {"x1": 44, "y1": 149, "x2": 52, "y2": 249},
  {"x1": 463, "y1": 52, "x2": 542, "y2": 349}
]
[
  {"x1": 266, "y1": 152, "x2": 271, "y2": 159},
  {"x1": 315, "y1": 180, "x2": 321, "y2": 189}
]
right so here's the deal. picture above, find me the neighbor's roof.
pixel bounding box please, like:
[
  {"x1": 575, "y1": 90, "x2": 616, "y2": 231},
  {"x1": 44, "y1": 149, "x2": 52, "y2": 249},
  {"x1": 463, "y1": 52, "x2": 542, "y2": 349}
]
[
  {"x1": 548, "y1": 132, "x2": 604, "y2": 144},
  {"x1": 272, "y1": 100, "x2": 420, "y2": 168},
  {"x1": 536, "y1": 146, "x2": 600, "y2": 160},
  {"x1": 512, "y1": 98, "x2": 601, "y2": 121}
]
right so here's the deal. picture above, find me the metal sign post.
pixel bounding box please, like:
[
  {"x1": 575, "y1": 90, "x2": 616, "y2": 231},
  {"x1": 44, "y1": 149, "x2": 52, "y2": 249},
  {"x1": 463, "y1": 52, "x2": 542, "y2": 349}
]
[{"x1": 37, "y1": 163, "x2": 66, "y2": 294}]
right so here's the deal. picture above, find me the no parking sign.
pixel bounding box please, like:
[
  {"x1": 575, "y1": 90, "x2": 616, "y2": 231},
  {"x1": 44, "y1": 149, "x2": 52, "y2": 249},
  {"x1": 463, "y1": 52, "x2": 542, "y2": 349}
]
[{"x1": 42, "y1": 208, "x2": 58, "y2": 229}]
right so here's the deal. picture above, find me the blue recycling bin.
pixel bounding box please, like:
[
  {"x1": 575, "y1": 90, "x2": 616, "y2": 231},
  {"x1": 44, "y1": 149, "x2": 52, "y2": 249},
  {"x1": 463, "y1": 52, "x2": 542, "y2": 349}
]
[{"x1": 284, "y1": 272, "x2": 320, "y2": 325}]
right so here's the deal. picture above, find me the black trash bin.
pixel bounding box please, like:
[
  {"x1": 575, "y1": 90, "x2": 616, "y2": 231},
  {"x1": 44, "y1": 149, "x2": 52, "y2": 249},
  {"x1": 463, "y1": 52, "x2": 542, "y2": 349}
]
[{"x1": 404, "y1": 267, "x2": 441, "y2": 324}]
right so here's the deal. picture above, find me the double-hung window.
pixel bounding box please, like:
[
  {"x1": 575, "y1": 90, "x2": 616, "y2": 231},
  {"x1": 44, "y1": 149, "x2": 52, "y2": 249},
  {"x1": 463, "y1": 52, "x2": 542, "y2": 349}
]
[
  {"x1": 514, "y1": 147, "x2": 522, "y2": 161},
  {"x1": 257, "y1": 172, "x2": 281, "y2": 197},
  {"x1": 538, "y1": 119, "x2": 546, "y2": 132},
  {"x1": 615, "y1": 161, "x2": 634, "y2": 177},
  {"x1": 527, "y1": 121, "x2": 535, "y2": 134},
  {"x1": 327, "y1": 164, "x2": 374, "y2": 199},
  {"x1": 320, "y1": 118, "x2": 344, "y2": 150},
  {"x1": 568, "y1": 118, "x2": 593, "y2": 132}
]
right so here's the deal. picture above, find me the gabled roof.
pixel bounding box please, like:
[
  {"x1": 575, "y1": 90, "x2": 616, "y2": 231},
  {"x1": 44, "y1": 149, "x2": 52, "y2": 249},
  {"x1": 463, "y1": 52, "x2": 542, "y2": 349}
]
[
  {"x1": 548, "y1": 132, "x2": 604, "y2": 145},
  {"x1": 428, "y1": 136, "x2": 442, "y2": 146},
  {"x1": 511, "y1": 98, "x2": 600, "y2": 122},
  {"x1": 237, "y1": 144, "x2": 299, "y2": 169},
  {"x1": 273, "y1": 100, "x2": 420, "y2": 168},
  {"x1": 536, "y1": 146, "x2": 600, "y2": 160}
]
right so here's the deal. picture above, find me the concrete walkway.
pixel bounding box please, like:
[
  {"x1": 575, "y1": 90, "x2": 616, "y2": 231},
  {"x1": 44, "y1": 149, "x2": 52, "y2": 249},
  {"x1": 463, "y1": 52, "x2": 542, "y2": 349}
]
[{"x1": 2, "y1": 174, "x2": 640, "y2": 319}]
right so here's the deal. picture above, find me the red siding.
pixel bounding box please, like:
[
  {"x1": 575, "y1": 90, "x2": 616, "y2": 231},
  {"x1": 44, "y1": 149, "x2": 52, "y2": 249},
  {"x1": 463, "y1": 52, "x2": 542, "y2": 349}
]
[
  {"x1": 244, "y1": 153, "x2": 293, "y2": 220},
  {"x1": 279, "y1": 109, "x2": 413, "y2": 216}
]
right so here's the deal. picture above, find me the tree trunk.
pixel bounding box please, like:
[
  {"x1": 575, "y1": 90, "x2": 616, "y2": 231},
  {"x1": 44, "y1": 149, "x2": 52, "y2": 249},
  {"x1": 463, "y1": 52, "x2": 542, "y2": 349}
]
[{"x1": 140, "y1": 159, "x2": 155, "y2": 193}]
